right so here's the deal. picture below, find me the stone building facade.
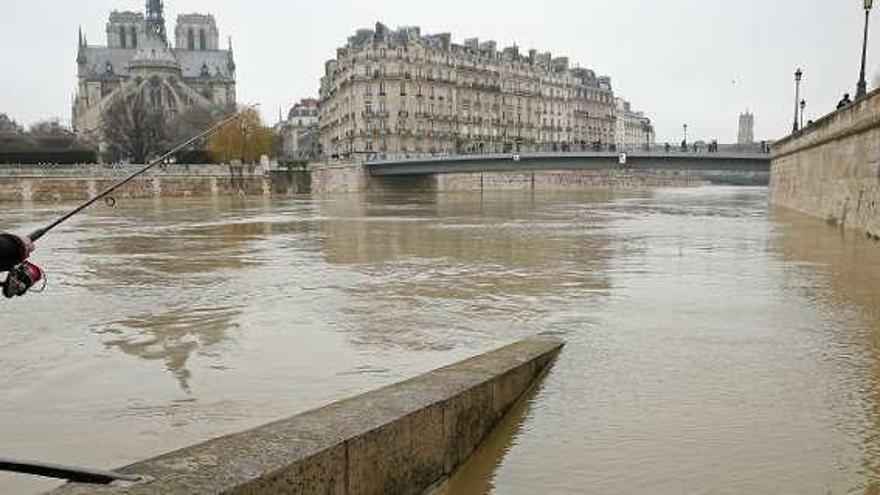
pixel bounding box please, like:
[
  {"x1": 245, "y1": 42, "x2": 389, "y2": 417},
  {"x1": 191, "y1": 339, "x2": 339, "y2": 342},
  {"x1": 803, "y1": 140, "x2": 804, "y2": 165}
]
[
  {"x1": 72, "y1": 0, "x2": 236, "y2": 148},
  {"x1": 738, "y1": 111, "x2": 754, "y2": 146},
  {"x1": 277, "y1": 98, "x2": 319, "y2": 160},
  {"x1": 615, "y1": 98, "x2": 654, "y2": 151},
  {"x1": 319, "y1": 23, "x2": 650, "y2": 160}
]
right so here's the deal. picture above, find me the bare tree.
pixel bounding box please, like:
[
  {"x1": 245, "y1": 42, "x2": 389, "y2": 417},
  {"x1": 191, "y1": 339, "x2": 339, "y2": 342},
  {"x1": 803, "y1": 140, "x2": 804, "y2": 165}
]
[
  {"x1": 29, "y1": 119, "x2": 73, "y2": 137},
  {"x1": 101, "y1": 92, "x2": 170, "y2": 164},
  {"x1": 0, "y1": 113, "x2": 24, "y2": 135},
  {"x1": 168, "y1": 106, "x2": 221, "y2": 144}
]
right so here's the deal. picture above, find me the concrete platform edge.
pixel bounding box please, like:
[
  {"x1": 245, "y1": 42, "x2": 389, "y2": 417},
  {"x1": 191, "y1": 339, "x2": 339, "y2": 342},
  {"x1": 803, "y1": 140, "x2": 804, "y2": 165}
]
[{"x1": 47, "y1": 335, "x2": 564, "y2": 495}]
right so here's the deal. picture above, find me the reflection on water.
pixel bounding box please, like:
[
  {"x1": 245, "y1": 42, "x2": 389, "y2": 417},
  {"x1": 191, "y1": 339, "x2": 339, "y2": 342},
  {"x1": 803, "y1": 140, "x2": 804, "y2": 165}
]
[
  {"x1": 769, "y1": 208, "x2": 880, "y2": 493},
  {"x1": 2, "y1": 188, "x2": 880, "y2": 494},
  {"x1": 100, "y1": 306, "x2": 240, "y2": 391}
]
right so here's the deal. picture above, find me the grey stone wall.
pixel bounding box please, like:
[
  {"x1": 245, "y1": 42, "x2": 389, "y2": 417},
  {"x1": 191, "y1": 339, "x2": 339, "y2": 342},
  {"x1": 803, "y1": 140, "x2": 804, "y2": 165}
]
[
  {"x1": 770, "y1": 88, "x2": 880, "y2": 237},
  {"x1": 0, "y1": 165, "x2": 272, "y2": 202},
  {"x1": 436, "y1": 169, "x2": 708, "y2": 192},
  {"x1": 49, "y1": 337, "x2": 563, "y2": 495},
  {"x1": 309, "y1": 163, "x2": 713, "y2": 195}
]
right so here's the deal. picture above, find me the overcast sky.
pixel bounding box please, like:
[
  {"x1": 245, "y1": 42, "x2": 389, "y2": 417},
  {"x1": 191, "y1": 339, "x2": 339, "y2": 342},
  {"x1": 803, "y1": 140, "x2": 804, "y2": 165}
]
[{"x1": 1, "y1": 0, "x2": 877, "y2": 142}]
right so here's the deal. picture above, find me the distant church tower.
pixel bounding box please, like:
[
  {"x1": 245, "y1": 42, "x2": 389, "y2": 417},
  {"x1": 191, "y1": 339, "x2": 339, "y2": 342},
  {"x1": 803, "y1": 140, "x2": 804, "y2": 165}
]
[
  {"x1": 73, "y1": 0, "x2": 237, "y2": 155},
  {"x1": 145, "y1": 0, "x2": 167, "y2": 41},
  {"x1": 738, "y1": 111, "x2": 754, "y2": 146}
]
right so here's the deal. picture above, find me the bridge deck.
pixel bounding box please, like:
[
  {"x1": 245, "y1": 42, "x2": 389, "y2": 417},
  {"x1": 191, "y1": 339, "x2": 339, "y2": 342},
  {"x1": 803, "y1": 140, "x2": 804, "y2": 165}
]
[{"x1": 364, "y1": 151, "x2": 771, "y2": 176}]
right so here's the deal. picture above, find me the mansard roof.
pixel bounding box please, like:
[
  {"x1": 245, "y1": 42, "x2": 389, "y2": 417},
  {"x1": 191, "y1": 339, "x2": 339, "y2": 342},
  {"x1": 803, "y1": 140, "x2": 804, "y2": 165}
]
[{"x1": 78, "y1": 46, "x2": 235, "y2": 82}]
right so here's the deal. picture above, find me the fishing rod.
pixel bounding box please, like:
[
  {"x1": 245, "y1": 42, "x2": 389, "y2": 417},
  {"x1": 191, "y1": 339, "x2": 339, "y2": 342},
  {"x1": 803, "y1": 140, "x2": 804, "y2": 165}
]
[
  {"x1": 30, "y1": 105, "x2": 257, "y2": 242},
  {"x1": 2, "y1": 104, "x2": 257, "y2": 299}
]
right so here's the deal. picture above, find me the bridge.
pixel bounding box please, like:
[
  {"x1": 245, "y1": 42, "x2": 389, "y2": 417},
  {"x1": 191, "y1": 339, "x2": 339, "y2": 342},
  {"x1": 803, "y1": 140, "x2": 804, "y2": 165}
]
[{"x1": 364, "y1": 150, "x2": 770, "y2": 177}]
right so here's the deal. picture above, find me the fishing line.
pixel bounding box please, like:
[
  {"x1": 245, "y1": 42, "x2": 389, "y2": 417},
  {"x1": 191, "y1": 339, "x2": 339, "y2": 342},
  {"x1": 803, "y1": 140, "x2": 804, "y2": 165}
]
[
  {"x1": 29, "y1": 104, "x2": 257, "y2": 243},
  {"x1": 2, "y1": 104, "x2": 257, "y2": 299}
]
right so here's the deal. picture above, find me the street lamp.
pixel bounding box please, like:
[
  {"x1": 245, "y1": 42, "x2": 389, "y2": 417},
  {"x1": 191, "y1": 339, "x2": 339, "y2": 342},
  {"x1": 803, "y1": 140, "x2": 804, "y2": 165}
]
[
  {"x1": 683, "y1": 124, "x2": 688, "y2": 147},
  {"x1": 800, "y1": 99, "x2": 807, "y2": 129},
  {"x1": 793, "y1": 68, "x2": 803, "y2": 133},
  {"x1": 856, "y1": 0, "x2": 874, "y2": 99}
]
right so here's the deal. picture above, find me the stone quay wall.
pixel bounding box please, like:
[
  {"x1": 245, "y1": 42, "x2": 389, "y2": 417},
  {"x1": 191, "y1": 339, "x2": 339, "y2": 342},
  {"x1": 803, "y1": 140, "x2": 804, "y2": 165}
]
[
  {"x1": 770, "y1": 88, "x2": 880, "y2": 237},
  {"x1": 0, "y1": 164, "x2": 272, "y2": 202},
  {"x1": 50, "y1": 336, "x2": 564, "y2": 495},
  {"x1": 309, "y1": 163, "x2": 719, "y2": 195},
  {"x1": 435, "y1": 169, "x2": 709, "y2": 192}
]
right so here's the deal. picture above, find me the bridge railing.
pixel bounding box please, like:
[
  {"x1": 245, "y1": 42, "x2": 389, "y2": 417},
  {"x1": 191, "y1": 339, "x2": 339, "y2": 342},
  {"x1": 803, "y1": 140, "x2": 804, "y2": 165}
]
[{"x1": 363, "y1": 147, "x2": 771, "y2": 166}]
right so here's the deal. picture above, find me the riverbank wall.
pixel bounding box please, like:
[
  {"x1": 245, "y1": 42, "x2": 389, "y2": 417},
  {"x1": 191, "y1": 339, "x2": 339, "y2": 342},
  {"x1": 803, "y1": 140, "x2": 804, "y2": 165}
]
[
  {"x1": 0, "y1": 164, "x2": 274, "y2": 202},
  {"x1": 770, "y1": 88, "x2": 880, "y2": 237},
  {"x1": 0, "y1": 159, "x2": 766, "y2": 203},
  {"x1": 49, "y1": 336, "x2": 563, "y2": 495},
  {"x1": 306, "y1": 163, "x2": 759, "y2": 196}
]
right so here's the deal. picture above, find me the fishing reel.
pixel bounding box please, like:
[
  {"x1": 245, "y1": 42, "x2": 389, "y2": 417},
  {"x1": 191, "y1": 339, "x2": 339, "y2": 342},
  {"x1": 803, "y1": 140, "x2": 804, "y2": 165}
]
[{"x1": 2, "y1": 261, "x2": 45, "y2": 299}]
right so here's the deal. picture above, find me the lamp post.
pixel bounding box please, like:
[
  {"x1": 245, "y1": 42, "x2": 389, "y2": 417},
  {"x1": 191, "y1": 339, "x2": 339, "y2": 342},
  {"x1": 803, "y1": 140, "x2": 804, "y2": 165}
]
[
  {"x1": 800, "y1": 99, "x2": 807, "y2": 129},
  {"x1": 793, "y1": 68, "x2": 803, "y2": 133},
  {"x1": 856, "y1": 0, "x2": 874, "y2": 100},
  {"x1": 683, "y1": 124, "x2": 688, "y2": 147}
]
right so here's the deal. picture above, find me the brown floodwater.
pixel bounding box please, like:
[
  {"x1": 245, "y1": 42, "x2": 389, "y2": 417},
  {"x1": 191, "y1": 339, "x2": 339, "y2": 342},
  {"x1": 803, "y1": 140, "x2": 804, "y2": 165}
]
[{"x1": 1, "y1": 187, "x2": 880, "y2": 494}]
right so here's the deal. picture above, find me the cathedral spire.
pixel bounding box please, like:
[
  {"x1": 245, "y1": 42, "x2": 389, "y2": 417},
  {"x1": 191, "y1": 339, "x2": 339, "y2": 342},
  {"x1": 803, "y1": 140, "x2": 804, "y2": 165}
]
[
  {"x1": 145, "y1": 0, "x2": 167, "y2": 42},
  {"x1": 77, "y1": 26, "x2": 87, "y2": 64}
]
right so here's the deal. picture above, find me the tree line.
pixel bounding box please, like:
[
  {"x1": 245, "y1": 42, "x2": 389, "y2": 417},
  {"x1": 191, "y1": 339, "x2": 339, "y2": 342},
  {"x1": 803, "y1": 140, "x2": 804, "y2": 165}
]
[{"x1": 1, "y1": 100, "x2": 277, "y2": 165}]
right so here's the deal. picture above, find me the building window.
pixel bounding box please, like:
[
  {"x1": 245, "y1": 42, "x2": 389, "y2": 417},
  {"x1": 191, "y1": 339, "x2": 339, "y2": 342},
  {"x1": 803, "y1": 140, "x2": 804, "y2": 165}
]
[
  {"x1": 187, "y1": 29, "x2": 195, "y2": 50},
  {"x1": 119, "y1": 26, "x2": 127, "y2": 48},
  {"x1": 199, "y1": 29, "x2": 206, "y2": 50},
  {"x1": 130, "y1": 26, "x2": 138, "y2": 48}
]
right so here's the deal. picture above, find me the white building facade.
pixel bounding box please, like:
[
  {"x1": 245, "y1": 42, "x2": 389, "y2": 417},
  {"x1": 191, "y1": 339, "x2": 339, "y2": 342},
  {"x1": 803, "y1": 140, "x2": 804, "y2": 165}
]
[
  {"x1": 614, "y1": 98, "x2": 654, "y2": 151},
  {"x1": 277, "y1": 98, "x2": 319, "y2": 160},
  {"x1": 319, "y1": 23, "x2": 646, "y2": 160}
]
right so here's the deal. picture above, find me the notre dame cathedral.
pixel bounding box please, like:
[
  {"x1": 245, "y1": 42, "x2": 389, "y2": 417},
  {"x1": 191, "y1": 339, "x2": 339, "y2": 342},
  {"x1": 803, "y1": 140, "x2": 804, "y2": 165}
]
[{"x1": 72, "y1": 0, "x2": 237, "y2": 150}]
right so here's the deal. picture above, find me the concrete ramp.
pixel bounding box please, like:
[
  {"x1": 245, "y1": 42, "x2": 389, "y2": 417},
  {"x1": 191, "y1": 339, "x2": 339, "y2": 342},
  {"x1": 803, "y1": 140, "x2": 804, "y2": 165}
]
[{"x1": 49, "y1": 336, "x2": 564, "y2": 494}]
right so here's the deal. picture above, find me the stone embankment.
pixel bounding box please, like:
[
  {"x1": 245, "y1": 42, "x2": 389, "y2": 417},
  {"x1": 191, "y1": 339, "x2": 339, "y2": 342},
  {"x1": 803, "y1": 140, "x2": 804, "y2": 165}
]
[
  {"x1": 49, "y1": 336, "x2": 563, "y2": 495},
  {"x1": 308, "y1": 163, "x2": 719, "y2": 195},
  {"x1": 770, "y1": 88, "x2": 880, "y2": 237},
  {"x1": 0, "y1": 164, "x2": 287, "y2": 202},
  {"x1": 0, "y1": 156, "x2": 763, "y2": 202}
]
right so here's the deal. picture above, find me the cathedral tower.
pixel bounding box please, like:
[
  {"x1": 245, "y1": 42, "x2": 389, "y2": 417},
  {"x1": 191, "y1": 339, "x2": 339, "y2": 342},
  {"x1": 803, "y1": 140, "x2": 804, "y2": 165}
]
[
  {"x1": 737, "y1": 111, "x2": 754, "y2": 146},
  {"x1": 73, "y1": 0, "x2": 237, "y2": 146},
  {"x1": 145, "y1": 0, "x2": 167, "y2": 42},
  {"x1": 175, "y1": 14, "x2": 219, "y2": 51}
]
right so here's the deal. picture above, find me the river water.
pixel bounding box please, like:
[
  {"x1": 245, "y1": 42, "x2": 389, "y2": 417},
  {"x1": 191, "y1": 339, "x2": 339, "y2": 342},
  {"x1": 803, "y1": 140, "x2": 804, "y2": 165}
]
[{"x1": 1, "y1": 186, "x2": 880, "y2": 494}]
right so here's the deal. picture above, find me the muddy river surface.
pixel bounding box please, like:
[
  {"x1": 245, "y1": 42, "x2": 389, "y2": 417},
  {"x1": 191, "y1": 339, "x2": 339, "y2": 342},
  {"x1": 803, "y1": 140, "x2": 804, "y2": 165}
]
[{"x1": 2, "y1": 187, "x2": 880, "y2": 494}]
